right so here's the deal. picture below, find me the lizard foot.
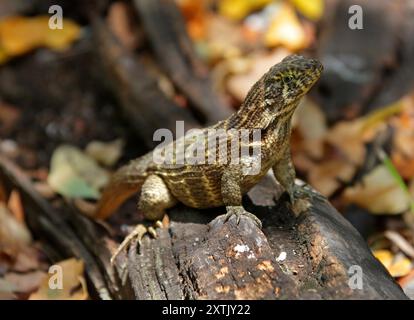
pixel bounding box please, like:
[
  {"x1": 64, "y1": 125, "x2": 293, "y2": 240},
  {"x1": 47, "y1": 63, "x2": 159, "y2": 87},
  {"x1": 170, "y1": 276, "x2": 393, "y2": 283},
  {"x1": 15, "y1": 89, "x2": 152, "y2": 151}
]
[
  {"x1": 223, "y1": 206, "x2": 262, "y2": 229},
  {"x1": 286, "y1": 184, "x2": 312, "y2": 217},
  {"x1": 110, "y1": 220, "x2": 163, "y2": 266}
]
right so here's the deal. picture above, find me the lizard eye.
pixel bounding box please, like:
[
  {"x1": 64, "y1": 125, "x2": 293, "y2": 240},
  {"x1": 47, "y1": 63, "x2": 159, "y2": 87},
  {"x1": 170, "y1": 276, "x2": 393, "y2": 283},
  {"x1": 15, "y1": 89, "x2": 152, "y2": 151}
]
[{"x1": 284, "y1": 75, "x2": 293, "y2": 83}]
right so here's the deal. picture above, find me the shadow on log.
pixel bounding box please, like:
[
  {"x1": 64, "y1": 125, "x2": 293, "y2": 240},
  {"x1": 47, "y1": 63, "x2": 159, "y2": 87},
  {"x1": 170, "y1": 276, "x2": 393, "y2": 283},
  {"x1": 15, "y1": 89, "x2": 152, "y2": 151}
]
[{"x1": 0, "y1": 156, "x2": 407, "y2": 300}]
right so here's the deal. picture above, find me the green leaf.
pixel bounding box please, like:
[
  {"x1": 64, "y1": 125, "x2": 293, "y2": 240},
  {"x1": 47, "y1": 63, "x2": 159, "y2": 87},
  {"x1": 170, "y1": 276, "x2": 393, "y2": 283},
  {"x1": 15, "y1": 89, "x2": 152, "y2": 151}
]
[{"x1": 47, "y1": 145, "x2": 109, "y2": 199}]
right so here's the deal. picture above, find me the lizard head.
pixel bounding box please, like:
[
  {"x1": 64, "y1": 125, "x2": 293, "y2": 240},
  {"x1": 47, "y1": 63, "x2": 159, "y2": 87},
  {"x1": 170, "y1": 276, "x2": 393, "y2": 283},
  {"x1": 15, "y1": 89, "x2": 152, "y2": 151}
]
[{"x1": 263, "y1": 55, "x2": 323, "y2": 115}]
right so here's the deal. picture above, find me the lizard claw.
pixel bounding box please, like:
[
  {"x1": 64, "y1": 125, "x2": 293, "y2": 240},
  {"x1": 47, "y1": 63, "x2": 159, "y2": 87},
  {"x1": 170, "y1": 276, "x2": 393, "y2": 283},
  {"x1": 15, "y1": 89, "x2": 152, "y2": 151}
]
[
  {"x1": 223, "y1": 206, "x2": 262, "y2": 229},
  {"x1": 110, "y1": 221, "x2": 162, "y2": 266}
]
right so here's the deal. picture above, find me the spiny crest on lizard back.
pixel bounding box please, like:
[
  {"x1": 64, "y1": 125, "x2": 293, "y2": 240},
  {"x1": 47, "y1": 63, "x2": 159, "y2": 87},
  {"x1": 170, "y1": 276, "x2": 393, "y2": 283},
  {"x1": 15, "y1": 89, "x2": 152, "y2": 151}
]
[{"x1": 263, "y1": 55, "x2": 323, "y2": 113}]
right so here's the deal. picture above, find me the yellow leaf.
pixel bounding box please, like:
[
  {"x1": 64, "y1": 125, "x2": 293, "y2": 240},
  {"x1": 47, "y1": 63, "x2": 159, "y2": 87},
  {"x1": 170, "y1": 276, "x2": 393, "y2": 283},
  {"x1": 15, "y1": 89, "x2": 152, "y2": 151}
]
[
  {"x1": 373, "y1": 249, "x2": 393, "y2": 267},
  {"x1": 29, "y1": 258, "x2": 88, "y2": 300},
  {"x1": 219, "y1": 0, "x2": 273, "y2": 21},
  {"x1": 290, "y1": 0, "x2": 324, "y2": 21},
  {"x1": 0, "y1": 16, "x2": 81, "y2": 63},
  {"x1": 373, "y1": 250, "x2": 412, "y2": 278},
  {"x1": 264, "y1": 3, "x2": 307, "y2": 50}
]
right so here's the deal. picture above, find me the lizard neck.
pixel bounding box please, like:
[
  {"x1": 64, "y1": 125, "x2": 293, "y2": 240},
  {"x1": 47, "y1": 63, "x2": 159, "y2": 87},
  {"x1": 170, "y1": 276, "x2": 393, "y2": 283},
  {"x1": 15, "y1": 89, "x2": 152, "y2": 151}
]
[{"x1": 222, "y1": 79, "x2": 299, "y2": 131}]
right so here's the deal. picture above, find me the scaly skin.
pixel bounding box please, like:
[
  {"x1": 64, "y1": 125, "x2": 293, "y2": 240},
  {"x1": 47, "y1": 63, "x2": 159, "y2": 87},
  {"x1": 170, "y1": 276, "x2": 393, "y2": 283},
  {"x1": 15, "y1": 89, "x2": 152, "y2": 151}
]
[{"x1": 96, "y1": 55, "x2": 323, "y2": 237}]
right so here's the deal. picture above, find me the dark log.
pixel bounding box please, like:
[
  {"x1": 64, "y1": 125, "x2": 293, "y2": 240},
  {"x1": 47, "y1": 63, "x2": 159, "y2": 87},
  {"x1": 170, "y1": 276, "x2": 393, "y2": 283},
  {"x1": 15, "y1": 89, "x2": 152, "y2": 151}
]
[
  {"x1": 133, "y1": 0, "x2": 233, "y2": 124},
  {"x1": 126, "y1": 174, "x2": 408, "y2": 299},
  {"x1": 1, "y1": 154, "x2": 406, "y2": 299},
  {"x1": 92, "y1": 17, "x2": 200, "y2": 148}
]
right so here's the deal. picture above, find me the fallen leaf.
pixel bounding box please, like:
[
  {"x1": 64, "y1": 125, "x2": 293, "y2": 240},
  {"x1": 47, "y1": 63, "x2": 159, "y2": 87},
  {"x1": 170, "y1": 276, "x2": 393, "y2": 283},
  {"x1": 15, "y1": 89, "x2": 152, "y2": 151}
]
[
  {"x1": 0, "y1": 278, "x2": 17, "y2": 298},
  {"x1": 327, "y1": 101, "x2": 402, "y2": 166},
  {"x1": 0, "y1": 102, "x2": 20, "y2": 134},
  {"x1": 12, "y1": 247, "x2": 41, "y2": 273},
  {"x1": 47, "y1": 145, "x2": 109, "y2": 199},
  {"x1": 0, "y1": 203, "x2": 32, "y2": 256},
  {"x1": 218, "y1": 0, "x2": 273, "y2": 21},
  {"x1": 344, "y1": 165, "x2": 411, "y2": 214},
  {"x1": 264, "y1": 3, "x2": 307, "y2": 50},
  {"x1": 0, "y1": 16, "x2": 81, "y2": 64},
  {"x1": 290, "y1": 0, "x2": 324, "y2": 21},
  {"x1": 85, "y1": 139, "x2": 124, "y2": 167},
  {"x1": 391, "y1": 96, "x2": 414, "y2": 178},
  {"x1": 33, "y1": 181, "x2": 56, "y2": 199},
  {"x1": 294, "y1": 98, "x2": 327, "y2": 159},
  {"x1": 373, "y1": 250, "x2": 412, "y2": 278},
  {"x1": 201, "y1": 15, "x2": 245, "y2": 63},
  {"x1": 178, "y1": 0, "x2": 209, "y2": 40},
  {"x1": 7, "y1": 190, "x2": 24, "y2": 224},
  {"x1": 308, "y1": 158, "x2": 355, "y2": 197},
  {"x1": 4, "y1": 271, "x2": 46, "y2": 294},
  {"x1": 326, "y1": 120, "x2": 366, "y2": 166},
  {"x1": 29, "y1": 258, "x2": 88, "y2": 300}
]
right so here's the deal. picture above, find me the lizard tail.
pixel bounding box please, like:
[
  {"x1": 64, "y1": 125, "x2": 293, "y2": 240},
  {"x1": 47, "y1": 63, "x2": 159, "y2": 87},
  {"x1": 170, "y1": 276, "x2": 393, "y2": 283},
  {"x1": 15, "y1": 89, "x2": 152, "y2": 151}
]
[{"x1": 95, "y1": 153, "x2": 152, "y2": 220}]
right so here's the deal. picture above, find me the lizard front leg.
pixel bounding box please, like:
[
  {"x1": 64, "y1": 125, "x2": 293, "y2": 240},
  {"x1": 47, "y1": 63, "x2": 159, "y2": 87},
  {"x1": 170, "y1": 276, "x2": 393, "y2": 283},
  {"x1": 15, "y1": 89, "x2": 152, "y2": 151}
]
[
  {"x1": 273, "y1": 148, "x2": 296, "y2": 203},
  {"x1": 273, "y1": 149, "x2": 311, "y2": 215},
  {"x1": 221, "y1": 166, "x2": 262, "y2": 228},
  {"x1": 111, "y1": 174, "x2": 177, "y2": 265}
]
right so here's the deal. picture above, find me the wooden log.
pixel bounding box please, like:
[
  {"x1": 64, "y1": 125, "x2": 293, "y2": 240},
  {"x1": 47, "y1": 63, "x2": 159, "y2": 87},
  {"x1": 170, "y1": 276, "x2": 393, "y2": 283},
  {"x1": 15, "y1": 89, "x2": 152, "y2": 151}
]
[
  {"x1": 125, "y1": 174, "x2": 408, "y2": 299},
  {"x1": 133, "y1": 0, "x2": 233, "y2": 123},
  {"x1": 92, "y1": 17, "x2": 200, "y2": 148},
  {"x1": 1, "y1": 153, "x2": 405, "y2": 299}
]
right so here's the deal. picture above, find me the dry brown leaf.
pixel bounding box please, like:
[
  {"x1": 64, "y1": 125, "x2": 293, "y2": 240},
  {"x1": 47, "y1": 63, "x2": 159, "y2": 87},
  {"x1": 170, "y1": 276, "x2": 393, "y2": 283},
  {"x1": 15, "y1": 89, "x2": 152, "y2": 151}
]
[
  {"x1": 264, "y1": 3, "x2": 307, "y2": 50},
  {"x1": 7, "y1": 190, "x2": 24, "y2": 224},
  {"x1": 4, "y1": 271, "x2": 46, "y2": 294},
  {"x1": 0, "y1": 203, "x2": 32, "y2": 256},
  {"x1": 178, "y1": 0, "x2": 209, "y2": 40},
  {"x1": 326, "y1": 120, "x2": 366, "y2": 166},
  {"x1": 0, "y1": 102, "x2": 20, "y2": 134},
  {"x1": 29, "y1": 258, "x2": 88, "y2": 300},
  {"x1": 308, "y1": 159, "x2": 355, "y2": 197},
  {"x1": 295, "y1": 98, "x2": 327, "y2": 159},
  {"x1": 203, "y1": 15, "x2": 245, "y2": 63},
  {"x1": 12, "y1": 247, "x2": 41, "y2": 273},
  {"x1": 391, "y1": 96, "x2": 414, "y2": 178},
  {"x1": 344, "y1": 165, "x2": 411, "y2": 214}
]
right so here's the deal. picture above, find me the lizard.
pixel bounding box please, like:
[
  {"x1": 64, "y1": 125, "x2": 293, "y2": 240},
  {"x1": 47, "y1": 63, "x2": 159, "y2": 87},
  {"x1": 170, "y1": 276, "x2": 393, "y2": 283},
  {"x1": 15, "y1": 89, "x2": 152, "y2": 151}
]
[{"x1": 95, "y1": 55, "x2": 323, "y2": 264}]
